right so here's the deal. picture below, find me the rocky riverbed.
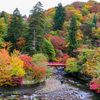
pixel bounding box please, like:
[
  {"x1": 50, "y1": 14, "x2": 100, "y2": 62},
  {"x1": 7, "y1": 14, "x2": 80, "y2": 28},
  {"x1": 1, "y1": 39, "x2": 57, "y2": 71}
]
[
  {"x1": 0, "y1": 67, "x2": 100, "y2": 100},
  {"x1": 34, "y1": 77, "x2": 93, "y2": 100}
]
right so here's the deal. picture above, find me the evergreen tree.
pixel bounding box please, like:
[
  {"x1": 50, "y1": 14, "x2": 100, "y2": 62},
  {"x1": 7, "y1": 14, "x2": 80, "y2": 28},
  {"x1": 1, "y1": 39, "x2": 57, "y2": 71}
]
[
  {"x1": 27, "y1": 2, "x2": 45, "y2": 53},
  {"x1": 43, "y1": 38, "x2": 56, "y2": 61},
  {"x1": 68, "y1": 16, "x2": 78, "y2": 57},
  {"x1": 93, "y1": 15, "x2": 97, "y2": 28},
  {"x1": 54, "y1": 3, "x2": 66, "y2": 30},
  {"x1": 7, "y1": 8, "x2": 23, "y2": 50}
]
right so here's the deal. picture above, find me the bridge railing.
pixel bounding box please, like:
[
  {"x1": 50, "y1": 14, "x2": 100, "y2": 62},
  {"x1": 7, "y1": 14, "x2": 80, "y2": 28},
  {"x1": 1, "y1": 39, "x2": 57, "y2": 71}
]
[{"x1": 47, "y1": 62, "x2": 66, "y2": 67}]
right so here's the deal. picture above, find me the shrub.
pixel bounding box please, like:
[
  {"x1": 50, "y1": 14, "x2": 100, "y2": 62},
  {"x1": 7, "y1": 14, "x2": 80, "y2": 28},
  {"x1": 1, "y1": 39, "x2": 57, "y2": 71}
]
[
  {"x1": 32, "y1": 53, "x2": 47, "y2": 68},
  {"x1": 31, "y1": 53, "x2": 49, "y2": 81},
  {"x1": 30, "y1": 66, "x2": 46, "y2": 82},
  {"x1": 20, "y1": 54, "x2": 33, "y2": 70},
  {"x1": 90, "y1": 78, "x2": 100, "y2": 93},
  {"x1": 11, "y1": 76, "x2": 24, "y2": 86},
  {"x1": 65, "y1": 57, "x2": 79, "y2": 73}
]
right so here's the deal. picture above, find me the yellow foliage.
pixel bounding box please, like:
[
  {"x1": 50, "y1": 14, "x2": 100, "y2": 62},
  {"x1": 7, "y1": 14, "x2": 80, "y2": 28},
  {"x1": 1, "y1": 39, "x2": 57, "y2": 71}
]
[
  {"x1": 11, "y1": 50, "x2": 25, "y2": 76},
  {"x1": 48, "y1": 8, "x2": 55, "y2": 12},
  {"x1": 76, "y1": 20, "x2": 82, "y2": 27},
  {"x1": 95, "y1": 28, "x2": 100, "y2": 38},
  {"x1": 65, "y1": 6, "x2": 75, "y2": 10},
  {"x1": 71, "y1": 9, "x2": 81, "y2": 14},
  {"x1": 84, "y1": 5, "x2": 92, "y2": 9},
  {"x1": 11, "y1": 49, "x2": 20, "y2": 58},
  {"x1": 65, "y1": 42, "x2": 70, "y2": 47},
  {"x1": 77, "y1": 30, "x2": 83, "y2": 44},
  {"x1": 11, "y1": 57, "x2": 25, "y2": 76}
]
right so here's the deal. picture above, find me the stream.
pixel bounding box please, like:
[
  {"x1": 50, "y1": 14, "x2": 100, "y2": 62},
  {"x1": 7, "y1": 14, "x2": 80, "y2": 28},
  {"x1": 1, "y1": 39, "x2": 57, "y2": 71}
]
[{"x1": 0, "y1": 67, "x2": 100, "y2": 100}]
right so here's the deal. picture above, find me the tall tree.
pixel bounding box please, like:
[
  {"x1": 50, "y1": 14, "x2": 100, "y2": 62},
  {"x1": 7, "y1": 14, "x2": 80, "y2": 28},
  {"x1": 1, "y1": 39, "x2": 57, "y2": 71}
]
[
  {"x1": 54, "y1": 3, "x2": 66, "y2": 30},
  {"x1": 7, "y1": 8, "x2": 23, "y2": 50},
  {"x1": 68, "y1": 16, "x2": 78, "y2": 57},
  {"x1": 93, "y1": 15, "x2": 97, "y2": 28},
  {"x1": 28, "y1": 2, "x2": 45, "y2": 52}
]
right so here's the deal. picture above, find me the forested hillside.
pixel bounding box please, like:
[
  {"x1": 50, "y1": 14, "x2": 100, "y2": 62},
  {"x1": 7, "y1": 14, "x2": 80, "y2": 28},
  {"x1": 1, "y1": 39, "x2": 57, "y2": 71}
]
[{"x1": 0, "y1": 0, "x2": 100, "y2": 93}]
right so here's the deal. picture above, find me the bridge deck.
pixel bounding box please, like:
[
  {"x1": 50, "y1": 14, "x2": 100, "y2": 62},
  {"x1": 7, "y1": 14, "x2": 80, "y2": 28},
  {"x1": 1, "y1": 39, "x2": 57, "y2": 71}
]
[{"x1": 47, "y1": 63, "x2": 66, "y2": 67}]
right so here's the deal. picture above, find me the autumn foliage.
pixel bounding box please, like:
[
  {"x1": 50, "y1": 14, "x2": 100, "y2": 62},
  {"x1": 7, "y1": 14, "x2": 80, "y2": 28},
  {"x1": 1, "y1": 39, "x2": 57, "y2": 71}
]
[
  {"x1": 16, "y1": 37, "x2": 26, "y2": 50},
  {"x1": 58, "y1": 53, "x2": 70, "y2": 63},
  {"x1": 30, "y1": 66, "x2": 46, "y2": 81},
  {"x1": 90, "y1": 78, "x2": 100, "y2": 93},
  {"x1": 20, "y1": 54, "x2": 33, "y2": 70},
  {"x1": 50, "y1": 36, "x2": 66, "y2": 51},
  {"x1": 0, "y1": 49, "x2": 25, "y2": 86},
  {"x1": 0, "y1": 49, "x2": 49, "y2": 86},
  {"x1": 0, "y1": 49, "x2": 12, "y2": 86},
  {"x1": 31, "y1": 53, "x2": 48, "y2": 81}
]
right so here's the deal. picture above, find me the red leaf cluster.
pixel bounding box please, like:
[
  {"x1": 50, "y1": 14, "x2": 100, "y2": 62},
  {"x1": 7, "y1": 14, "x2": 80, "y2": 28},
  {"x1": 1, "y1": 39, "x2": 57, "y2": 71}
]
[
  {"x1": 31, "y1": 66, "x2": 46, "y2": 80},
  {"x1": 57, "y1": 53, "x2": 70, "y2": 63},
  {"x1": 11, "y1": 76, "x2": 23, "y2": 85},
  {"x1": 44, "y1": 34, "x2": 53, "y2": 39},
  {"x1": 20, "y1": 54, "x2": 33, "y2": 70},
  {"x1": 50, "y1": 36, "x2": 66, "y2": 50},
  {"x1": 90, "y1": 79, "x2": 100, "y2": 93}
]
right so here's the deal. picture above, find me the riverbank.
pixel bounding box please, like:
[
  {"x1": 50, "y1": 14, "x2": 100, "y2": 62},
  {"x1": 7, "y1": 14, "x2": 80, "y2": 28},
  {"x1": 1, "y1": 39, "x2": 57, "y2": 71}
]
[
  {"x1": 34, "y1": 77, "x2": 93, "y2": 100},
  {"x1": 0, "y1": 67, "x2": 99, "y2": 100}
]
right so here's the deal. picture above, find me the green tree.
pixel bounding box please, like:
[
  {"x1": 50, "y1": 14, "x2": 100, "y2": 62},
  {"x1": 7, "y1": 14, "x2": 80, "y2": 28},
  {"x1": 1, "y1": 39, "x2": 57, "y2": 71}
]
[
  {"x1": 54, "y1": 3, "x2": 66, "y2": 30},
  {"x1": 84, "y1": 20, "x2": 95, "y2": 29},
  {"x1": 81, "y1": 8, "x2": 89, "y2": 16},
  {"x1": 44, "y1": 18, "x2": 52, "y2": 34},
  {"x1": 43, "y1": 38, "x2": 56, "y2": 61},
  {"x1": 68, "y1": 16, "x2": 78, "y2": 57},
  {"x1": 93, "y1": 15, "x2": 97, "y2": 28},
  {"x1": 7, "y1": 8, "x2": 23, "y2": 50},
  {"x1": 73, "y1": 13, "x2": 83, "y2": 22},
  {"x1": 27, "y1": 2, "x2": 45, "y2": 53}
]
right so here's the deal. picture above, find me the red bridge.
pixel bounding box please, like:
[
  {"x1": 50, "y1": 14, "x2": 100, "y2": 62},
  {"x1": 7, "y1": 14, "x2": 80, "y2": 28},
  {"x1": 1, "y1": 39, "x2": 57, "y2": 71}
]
[{"x1": 47, "y1": 62, "x2": 66, "y2": 67}]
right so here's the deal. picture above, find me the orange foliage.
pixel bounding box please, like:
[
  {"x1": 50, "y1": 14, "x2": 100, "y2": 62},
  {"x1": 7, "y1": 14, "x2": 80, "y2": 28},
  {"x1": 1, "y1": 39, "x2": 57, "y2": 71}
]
[
  {"x1": 16, "y1": 37, "x2": 26, "y2": 50},
  {"x1": 1, "y1": 42, "x2": 12, "y2": 51},
  {"x1": 0, "y1": 49, "x2": 12, "y2": 86},
  {"x1": 0, "y1": 49, "x2": 25, "y2": 86},
  {"x1": 30, "y1": 66, "x2": 46, "y2": 81},
  {"x1": 44, "y1": 34, "x2": 53, "y2": 39},
  {"x1": 85, "y1": 59, "x2": 97, "y2": 77},
  {"x1": 82, "y1": 16, "x2": 87, "y2": 23},
  {"x1": 77, "y1": 30, "x2": 83, "y2": 43}
]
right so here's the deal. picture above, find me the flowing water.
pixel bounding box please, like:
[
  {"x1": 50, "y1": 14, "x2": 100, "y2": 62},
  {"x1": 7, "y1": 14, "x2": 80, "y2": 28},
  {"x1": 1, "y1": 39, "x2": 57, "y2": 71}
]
[{"x1": 0, "y1": 67, "x2": 100, "y2": 100}]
